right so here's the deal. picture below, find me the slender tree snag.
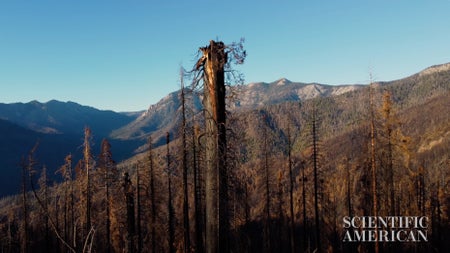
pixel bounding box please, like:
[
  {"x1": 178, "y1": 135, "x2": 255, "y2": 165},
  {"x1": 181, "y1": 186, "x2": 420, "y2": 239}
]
[
  {"x1": 311, "y1": 103, "x2": 321, "y2": 253},
  {"x1": 262, "y1": 115, "x2": 271, "y2": 253},
  {"x1": 84, "y1": 127, "x2": 92, "y2": 234},
  {"x1": 98, "y1": 139, "x2": 114, "y2": 253},
  {"x1": 166, "y1": 132, "x2": 176, "y2": 253},
  {"x1": 369, "y1": 81, "x2": 379, "y2": 253},
  {"x1": 382, "y1": 90, "x2": 395, "y2": 215},
  {"x1": 196, "y1": 40, "x2": 229, "y2": 253},
  {"x1": 136, "y1": 163, "x2": 142, "y2": 253},
  {"x1": 147, "y1": 137, "x2": 157, "y2": 253},
  {"x1": 123, "y1": 172, "x2": 135, "y2": 253},
  {"x1": 300, "y1": 160, "x2": 307, "y2": 250},
  {"x1": 180, "y1": 72, "x2": 191, "y2": 253},
  {"x1": 193, "y1": 124, "x2": 204, "y2": 253},
  {"x1": 287, "y1": 124, "x2": 296, "y2": 253}
]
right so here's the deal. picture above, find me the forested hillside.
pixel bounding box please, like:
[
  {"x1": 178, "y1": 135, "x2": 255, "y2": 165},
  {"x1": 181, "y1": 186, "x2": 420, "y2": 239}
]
[{"x1": 0, "y1": 59, "x2": 448, "y2": 252}]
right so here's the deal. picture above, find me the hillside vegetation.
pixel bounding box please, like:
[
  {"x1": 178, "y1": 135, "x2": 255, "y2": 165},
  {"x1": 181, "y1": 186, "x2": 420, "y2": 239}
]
[{"x1": 0, "y1": 63, "x2": 449, "y2": 253}]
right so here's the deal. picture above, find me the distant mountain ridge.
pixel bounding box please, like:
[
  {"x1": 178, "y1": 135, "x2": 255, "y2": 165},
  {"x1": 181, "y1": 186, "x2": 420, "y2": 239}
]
[
  {"x1": 0, "y1": 62, "x2": 449, "y2": 197},
  {"x1": 111, "y1": 78, "x2": 363, "y2": 142},
  {"x1": 0, "y1": 100, "x2": 136, "y2": 135},
  {"x1": 231, "y1": 78, "x2": 362, "y2": 108}
]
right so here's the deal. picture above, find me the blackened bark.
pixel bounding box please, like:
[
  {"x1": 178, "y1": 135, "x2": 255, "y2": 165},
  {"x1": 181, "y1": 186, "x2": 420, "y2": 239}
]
[
  {"x1": 148, "y1": 137, "x2": 157, "y2": 253},
  {"x1": 193, "y1": 125, "x2": 204, "y2": 253},
  {"x1": 180, "y1": 78, "x2": 191, "y2": 253},
  {"x1": 166, "y1": 133, "x2": 176, "y2": 253},
  {"x1": 123, "y1": 172, "x2": 135, "y2": 253},
  {"x1": 287, "y1": 125, "x2": 295, "y2": 253},
  {"x1": 136, "y1": 163, "x2": 142, "y2": 253},
  {"x1": 312, "y1": 105, "x2": 321, "y2": 253}
]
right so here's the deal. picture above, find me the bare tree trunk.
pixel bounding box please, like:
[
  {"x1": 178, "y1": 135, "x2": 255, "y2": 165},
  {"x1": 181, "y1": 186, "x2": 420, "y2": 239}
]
[
  {"x1": 287, "y1": 125, "x2": 296, "y2": 253},
  {"x1": 39, "y1": 166, "x2": 51, "y2": 253},
  {"x1": 148, "y1": 137, "x2": 157, "y2": 253},
  {"x1": 276, "y1": 171, "x2": 284, "y2": 253},
  {"x1": 99, "y1": 139, "x2": 114, "y2": 253},
  {"x1": 369, "y1": 82, "x2": 379, "y2": 253},
  {"x1": 262, "y1": 116, "x2": 271, "y2": 253},
  {"x1": 84, "y1": 127, "x2": 92, "y2": 234},
  {"x1": 196, "y1": 40, "x2": 229, "y2": 253},
  {"x1": 136, "y1": 163, "x2": 142, "y2": 253},
  {"x1": 21, "y1": 158, "x2": 29, "y2": 253},
  {"x1": 166, "y1": 133, "x2": 176, "y2": 253},
  {"x1": 123, "y1": 172, "x2": 135, "y2": 253},
  {"x1": 312, "y1": 104, "x2": 321, "y2": 253},
  {"x1": 193, "y1": 125, "x2": 204, "y2": 253},
  {"x1": 180, "y1": 74, "x2": 191, "y2": 253},
  {"x1": 21, "y1": 143, "x2": 38, "y2": 253},
  {"x1": 382, "y1": 91, "x2": 395, "y2": 216}
]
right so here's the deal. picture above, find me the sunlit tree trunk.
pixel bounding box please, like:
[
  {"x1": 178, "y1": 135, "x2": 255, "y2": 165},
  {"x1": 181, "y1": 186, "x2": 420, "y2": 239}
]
[
  {"x1": 84, "y1": 127, "x2": 93, "y2": 234},
  {"x1": 196, "y1": 40, "x2": 229, "y2": 253}
]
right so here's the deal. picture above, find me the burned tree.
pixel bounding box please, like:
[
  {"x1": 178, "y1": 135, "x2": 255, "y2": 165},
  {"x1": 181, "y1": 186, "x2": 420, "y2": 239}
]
[
  {"x1": 180, "y1": 71, "x2": 191, "y2": 253},
  {"x1": 193, "y1": 40, "x2": 245, "y2": 253},
  {"x1": 123, "y1": 172, "x2": 135, "y2": 253},
  {"x1": 166, "y1": 132, "x2": 175, "y2": 253},
  {"x1": 98, "y1": 139, "x2": 115, "y2": 253},
  {"x1": 311, "y1": 103, "x2": 321, "y2": 253},
  {"x1": 147, "y1": 137, "x2": 157, "y2": 253}
]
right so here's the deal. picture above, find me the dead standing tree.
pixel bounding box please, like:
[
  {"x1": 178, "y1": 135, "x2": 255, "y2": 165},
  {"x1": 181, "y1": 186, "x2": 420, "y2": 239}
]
[{"x1": 193, "y1": 40, "x2": 245, "y2": 253}]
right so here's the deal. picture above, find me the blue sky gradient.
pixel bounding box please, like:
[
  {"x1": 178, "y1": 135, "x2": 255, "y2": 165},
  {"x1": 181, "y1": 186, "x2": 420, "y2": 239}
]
[{"x1": 1, "y1": 0, "x2": 449, "y2": 111}]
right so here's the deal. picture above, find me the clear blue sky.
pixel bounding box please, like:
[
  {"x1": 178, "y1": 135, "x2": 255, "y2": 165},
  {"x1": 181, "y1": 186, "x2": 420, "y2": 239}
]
[{"x1": 1, "y1": 0, "x2": 449, "y2": 112}]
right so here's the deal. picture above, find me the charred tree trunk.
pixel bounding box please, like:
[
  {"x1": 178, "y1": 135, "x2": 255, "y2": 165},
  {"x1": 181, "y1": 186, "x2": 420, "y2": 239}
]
[
  {"x1": 287, "y1": 125, "x2": 296, "y2": 253},
  {"x1": 369, "y1": 82, "x2": 379, "y2": 253},
  {"x1": 84, "y1": 127, "x2": 92, "y2": 234},
  {"x1": 21, "y1": 158, "x2": 29, "y2": 253},
  {"x1": 193, "y1": 125, "x2": 205, "y2": 253},
  {"x1": 98, "y1": 139, "x2": 114, "y2": 253},
  {"x1": 276, "y1": 171, "x2": 284, "y2": 253},
  {"x1": 262, "y1": 116, "x2": 271, "y2": 253},
  {"x1": 312, "y1": 104, "x2": 321, "y2": 253},
  {"x1": 382, "y1": 91, "x2": 396, "y2": 216},
  {"x1": 21, "y1": 143, "x2": 38, "y2": 253},
  {"x1": 166, "y1": 133, "x2": 176, "y2": 253},
  {"x1": 148, "y1": 137, "x2": 157, "y2": 253},
  {"x1": 300, "y1": 160, "x2": 307, "y2": 251},
  {"x1": 136, "y1": 163, "x2": 142, "y2": 253},
  {"x1": 123, "y1": 172, "x2": 135, "y2": 253},
  {"x1": 180, "y1": 75, "x2": 191, "y2": 253},
  {"x1": 196, "y1": 40, "x2": 229, "y2": 253},
  {"x1": 39, "y1": 166, "x2": 51, "y2": 253}
]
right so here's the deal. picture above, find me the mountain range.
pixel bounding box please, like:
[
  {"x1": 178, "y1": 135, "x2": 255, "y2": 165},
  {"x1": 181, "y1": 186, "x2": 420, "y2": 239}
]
[{"x1": 0, "y1": 63, "x2": 449, "y2": 197}]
